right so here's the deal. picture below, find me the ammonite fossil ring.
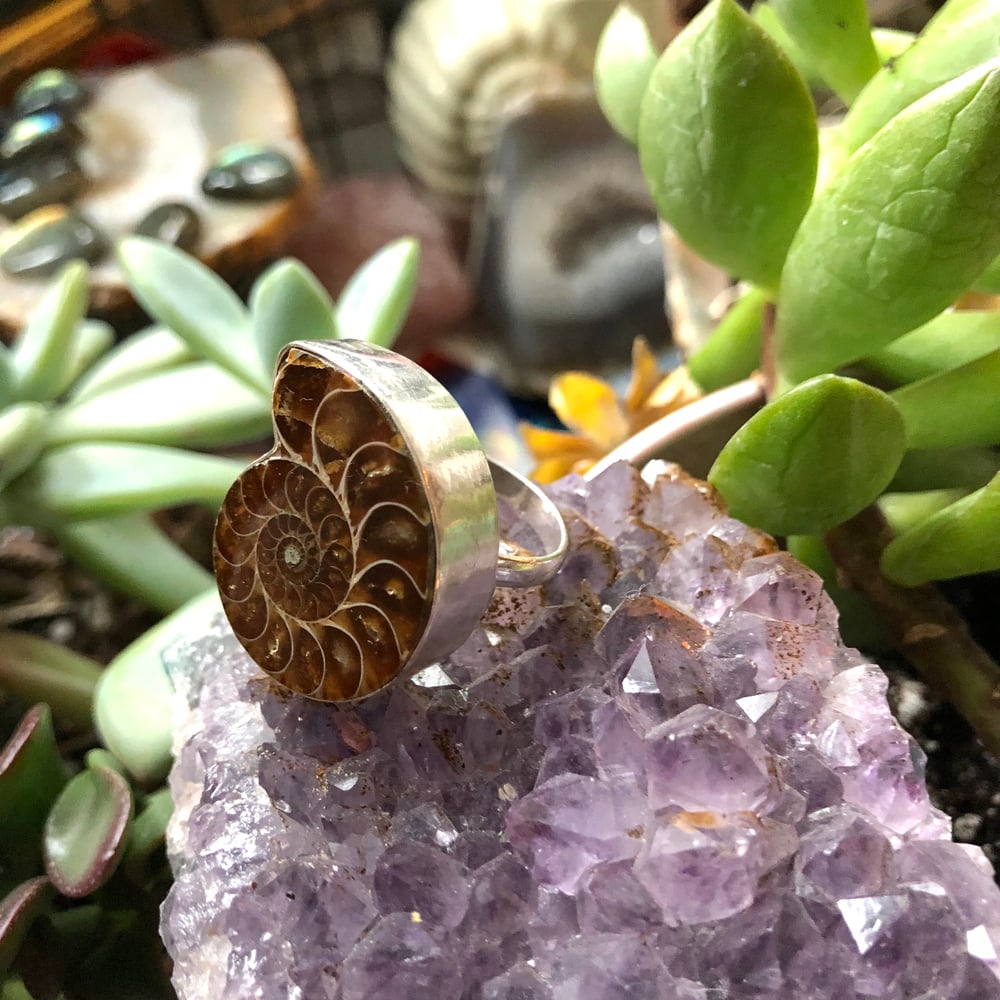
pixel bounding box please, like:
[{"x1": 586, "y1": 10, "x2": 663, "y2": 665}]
[{"x1": 213, "y1": 339, "x2": 568, "y2": 703}]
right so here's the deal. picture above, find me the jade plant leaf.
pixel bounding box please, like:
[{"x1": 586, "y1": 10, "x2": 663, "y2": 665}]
[
  {"x1": 335, "y1": 238, "x2": 420, "y2": 347},
  {"x1": 0, "y1": 877, "x2": 52, "y2": 978},
  {"x1": 890, "y1": 446, "x2": 1000, "y2": 492},
  {"x1": 637, "y1": 0, "x2": 817, "y2": 291},
  {"x1": 863, "y1": 310, "x2": 1000, "y2": 385},
  {"x1": 972, "y1": 251, "x2": 1000, "y2": 294},
  {"x1": 55, "y1": 320, "x2": 115, "y2": 398},
  {"x1": 122, "y1": 788, "x2": 172, "y2": 888},
  {"x1": 10, "y1": 262, "x2": 88, "y2": 402},
  {"x1": 251, "y1": 258, "x2": 338, "y2": 373},
  {"x1": 708, "y1": 374, "x2": 906, "y2": 535},
  {"x1": 55, "y1": 514, "x2": 213, "y2": 614},
  {"x1": 69, "y1": 326, "x2": 193, "y2": 403},
  {"x1": 882, "y1": 471, "x2": 1000, "y2": 585},
  {"x1": 842, "y1": 0, "x2": 1000, "y2": 154},
  {"x1": 47, "y1": 362, "x2": 271, "y2": 449},
  {"x1": 594, "y1": 3, "x2": 659, "y2": 144},
  {"x1": 0, "y1": 636, "x2": 101, "y2": 732},
  {"x1": 776, "y1": 61, "x2": 1000, "y2": 384},
  {"x1": 0, "y1": 403, "x2": 46, "y2": 491},
  {"x1": 95, "y1": 587, "x2": 220, "y2": 783},
  {"x1": 43, "y1": 762, "x2": 133, "y2": 899},
  {"x1": 891, "y1": 349, "x2": 1000, "y2": 449},
  {"x1": 768, "y1": 0, "x2": 880, "y2": 102},
  {"x1": 117, "y1": 237, "x2": 266, "y2": 394},
  {"x1": 6, "y1": 443, "x2": 246, "y2": 523},
  {"x1": 0, "y1": 707, "x2": 66, "y2": 892}
]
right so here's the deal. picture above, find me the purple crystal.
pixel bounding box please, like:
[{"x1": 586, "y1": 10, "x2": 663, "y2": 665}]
[{"x1": 161, "y1": 460, "x2": 1000, "y2": 998}]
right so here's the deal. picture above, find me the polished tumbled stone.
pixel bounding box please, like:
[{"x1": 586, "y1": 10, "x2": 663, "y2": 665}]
[
  {"x1": 134, "y1": 202, "x2": 201, "y2": 251},
  {"x1": 162, "y1": 460, "x2": 1000, "y2": 1000},
  {"x1": 0, "y1": 153, "x2": 84, "y2": 220},
  {"x1": 1, "y1": 206, "x2": 107, "y2": 277},
  {"x1": 201, "y1": 143, "x2": 298, "y2": 201},
  {"x1": 14, "y1": 69, "x2": 89, "y2": 119},
  {"x1": 0, "y1": 111, "x2": 81, "y2": 163}
]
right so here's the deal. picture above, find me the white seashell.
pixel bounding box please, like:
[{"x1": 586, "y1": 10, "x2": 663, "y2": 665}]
[{"x1": 387, "y1": 0, "x2": 638, "y2": 202}]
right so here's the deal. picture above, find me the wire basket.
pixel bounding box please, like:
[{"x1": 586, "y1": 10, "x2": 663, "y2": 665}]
[{"x1": 1, "y1": 0, "x2": 408, "y2": 175}]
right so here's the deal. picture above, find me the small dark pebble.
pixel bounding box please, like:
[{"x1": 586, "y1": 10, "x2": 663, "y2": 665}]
[
  {"x1": 1, "y1": 206, "x2": 108, "y2": 278},
  {"x1": 0, "y1": 112, "x2": 82, "y2": 163},
  {"x1": 135, "y1": 202, "x2": 201, "y2": 251},
  {"x1": 202, "y1": 143, "x2": 298, "y2": 201},
  {"x1": 0, "y1": 153, "x2": 85, "y2": 221},
  {"x1": 14, "y1": 69, "x2": 89, "y2": 119}
]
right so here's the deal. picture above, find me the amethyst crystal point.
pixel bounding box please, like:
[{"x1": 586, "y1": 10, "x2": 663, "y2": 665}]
[{"x1": 162, "y1": 461, "x2": 1000, "y2": 998}]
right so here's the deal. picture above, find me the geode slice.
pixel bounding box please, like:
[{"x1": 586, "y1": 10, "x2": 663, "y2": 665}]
[{"x1": 162, "y1": 461, "x2": 1000, "y2": 1000}]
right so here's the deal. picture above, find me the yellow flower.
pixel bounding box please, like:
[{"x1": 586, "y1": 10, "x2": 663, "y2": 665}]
[{"x1": 522, "y1": 337, "x2": 702, "y2": 483}]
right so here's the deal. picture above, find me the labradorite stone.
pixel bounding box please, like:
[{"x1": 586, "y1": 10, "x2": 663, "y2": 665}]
[
  {"x1": 134, "y1": 202, "x2": 201, "y2": 251},
  {"x1": 0, "y1": 153, "x2": 85, "y2": 221},
  {"x1": 0, "y1": 112, "x2": 82, "y2": 163},
  {"x1": 201, "y1": 143, "x2": 298, "y2": 201},
  {"x1": 1, "y1": 207, "x2": 108, "y2": 278},
  {"x1": 14, "y1": 69, "x2": 89, "y2": 119}
]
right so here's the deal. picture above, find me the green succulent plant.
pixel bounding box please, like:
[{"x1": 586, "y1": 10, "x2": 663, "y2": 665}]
[
  {"x1": 596, "y1": 0, "x2": 1000, "y2": 745},
  {"x1": 0, "y1": 236, "x2": 420, "y2": 998}
]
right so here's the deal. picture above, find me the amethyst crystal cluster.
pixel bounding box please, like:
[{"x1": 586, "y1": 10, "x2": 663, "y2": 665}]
[{"x1": 162, "y1": 461, "x2": 1000, "y2": 999}]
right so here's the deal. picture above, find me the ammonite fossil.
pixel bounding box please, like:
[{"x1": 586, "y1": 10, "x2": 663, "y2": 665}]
[{"x1": 213, "y1": 340, "x2": 500, "y2": 702}]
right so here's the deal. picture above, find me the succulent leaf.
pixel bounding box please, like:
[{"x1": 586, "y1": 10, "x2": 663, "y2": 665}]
[
  {"x1": 5, "y1": 443, "x2": 246, "y2": 523},
  {"x1": 251, "y1": 258, "x2": 338, "y2": 373},
  {"x1": 0, "y1": 403, "x2": 47, "y2": 491},
  {"x1": 48, "y1": 361, "x2": 271, "y2": 449},
  {"x1": 708, "y1": 374, "x2": 906, "y2": 535},
  {"x1": 54, "y1": 514, "x2": 213, "y2": 614},
  {"x1": 123, "y1": 788, "x2": 172, "y2": 887},
  {"x1": 972, "y1": 251, "x2": 1000, "y2": 294},
  {"x1": 891, "y1": 349, "x2": 1000, "y2": 449},
  {"x1": 69, "y1": 326, "x2": 193, "y2": 403},
  {"x1": 637, "y1": 0, "x2": 817, "y2": 290},
  {"x1": 10, "y1": 262, "x2": 88, "y2": 402},
  {"x1": 882, "y1": 472, "x2": 1000, "y2": 584},
  {"x1": 843, "y1": 0, "x2": 1000, "y2": 154},
  {"x1": 116, "y1": 237, "x2": 265, "y2": 394},
  {"x1": 335, "y1": 238, "x2": 419, "y2": 347},
  {"x1": 768, "y1": 0, "x2": 880, "y2": 102},
  {"x1": 776, "y1": 61, "x2": 1000, "y2": 383},
  {"x1": 95, "y1": 588, "x2": 221, "y2": 783},
  {"x1": 55, "y1": 320, "x2": 116, "y2": 398},
  {"x1": 595, "y1": 4, "x2": 659, "y2": 144},
  {"x1": 0, "y1": 877, "x2": 52, "y2": 979},
  {"x1": 43, "y1": 762, "x2": 133, "y2": 899}
]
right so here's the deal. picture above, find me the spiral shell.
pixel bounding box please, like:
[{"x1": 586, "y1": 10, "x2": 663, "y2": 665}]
[
  {"x1": 213, "y1": 346, "x2": 437, "y2": 702},
  {"x1": 386, "y1": 0, "x2": 625, "y2": 202}
]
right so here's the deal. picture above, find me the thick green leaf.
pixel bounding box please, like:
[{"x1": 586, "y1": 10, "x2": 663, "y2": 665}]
[
  {"x1": 7, "y1": 443, "x2": 245, "y2": 523},
  {"x1": 687, "y1": 286, "x2": 768, "y2": 392},
  {"x1": 880, "y1": 488, "x2": 969, "y2": 535},
  {"x1": 123, "y1": 788, "x2": 172, "y2": 887},
  {"x1": 0, "y1": 350, "x2": 15, "y2": 409},
  {"x1": 872, "y1": 28, "x2": 916, "y2": 64},
  {"x1": 96, "y1": 587, "x2": 220, "y2": 783},
  {"x1": 69, "y1": 325, "x2": 193, "y2": 403},
  {"x1": 752, "y1": 4, "x2": 815, "y2": 84},
  {"x1": 54, "y1": 514, "x2": 213, "y2": 614},
  {"x1": 863, "y1": 310, "x2": 1000, "y2": 385},
  {"x1": 43, "y1": 762, "x2": 133, "y2": 898},
  {"x1": 972, "y1": 251, "x2": 1000, "y2": 293},
  {"x1": 637, "y1": 0, "x2": 817, "y2": 290},
  {"x1": 0, "y1": 636, "x2": 101, "y2": 731},
  {"x1": 890, "y1": 446, "x2": 1000, "y2": 492},
  {"x1": 47, "y1": 361, "x2": 271, "y2": 449},
  {"x1": 335, "y1": 238, "x2": 420, "y2": 347},
  {"x1": 891, "y1": 349, "x2": 1000, "y2": 449},
  {"x1": 10, "y1": 262, "x2": 88, "y2": 402},
  {"x1": 0, "y1": 877, "x2": 52, "y2": 978},
  {"x1": 776, "y1": 62, "x2": 1000, "y2": 383},
  {"x1": 116, "y1": 237, "x2": 266, "y2": 393},
  {"x1": 0, "y1": 403, "x2": 46, "y2": 491},
  {"x1": 55, "y1": 320, "x2": 115, "y2": 399},
  {"x1": 708, "y1": 374, "x2": 906, "y2": 535},
  {"x1": 0, "y1": 707, "x2": 66, "y2": 891},
  {"x1": 882, "y1": 471, "x2": 1000, "y2": 584},
  {"x1": 843, "y1": 0, "x2": 1000, "y2": 154},
  {"x1": 251, "y1": 258, "x2": 338, "y2": 374},
  {"x1": 769, "y1": 0, "x2": 879, "y2": 102},
  {"x1": 595, "y1": 4, "x2": 659, "y2": 144}
]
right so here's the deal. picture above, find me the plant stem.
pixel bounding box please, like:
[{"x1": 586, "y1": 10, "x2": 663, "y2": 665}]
[{"x1": 825, "y1": 505, "x2": 1000, "y2": 756}]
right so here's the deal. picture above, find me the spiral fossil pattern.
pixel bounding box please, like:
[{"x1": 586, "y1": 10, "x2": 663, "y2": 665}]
[{"x1": 213, "y1": 348, "x2": 436, "y2": 701}]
